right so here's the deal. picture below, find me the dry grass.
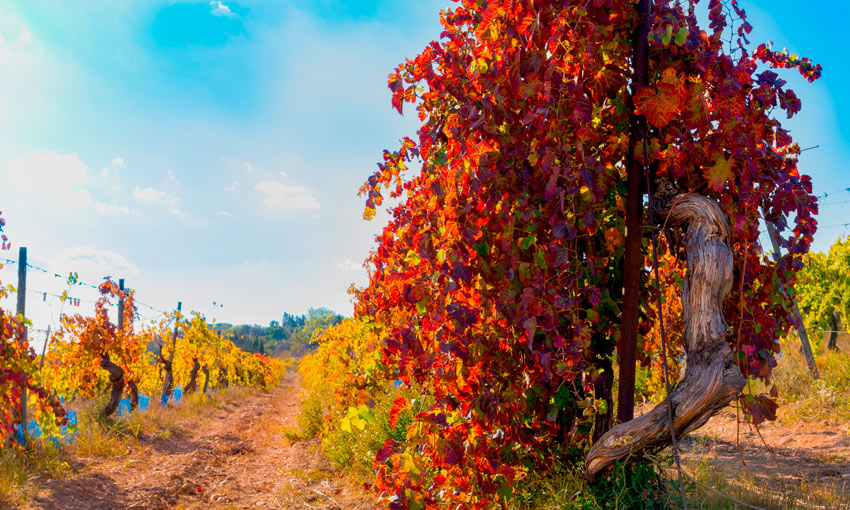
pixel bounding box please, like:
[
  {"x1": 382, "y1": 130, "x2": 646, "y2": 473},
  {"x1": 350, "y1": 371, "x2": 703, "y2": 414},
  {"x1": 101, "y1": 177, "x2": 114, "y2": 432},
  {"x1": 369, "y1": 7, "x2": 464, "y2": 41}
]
[
  {"x1": 680, "y1": 450, "x2": 850, "y2": 509},
  {"x1": 763, "y1": 333, "x2": 850, "y2": 424},
  {"x1": 0, "y1": 385, "x2": 265, "y2": 507}
]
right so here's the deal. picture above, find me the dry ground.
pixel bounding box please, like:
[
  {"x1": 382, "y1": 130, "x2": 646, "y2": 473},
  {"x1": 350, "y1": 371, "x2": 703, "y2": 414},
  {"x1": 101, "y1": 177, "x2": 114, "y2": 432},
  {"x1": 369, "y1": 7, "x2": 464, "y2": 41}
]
[
  {"x1": 681, "y1": 408, "x2": 850, "y2": 506},
  {"x1": 12, "y1": 365, "x2": 850, "y2": 509},
  {"x1": 675, "y1": 335, "x2": 850, "y2": 509},
  {"x1": 18, "y1": 373, "x2": 372, "y2": 510}
]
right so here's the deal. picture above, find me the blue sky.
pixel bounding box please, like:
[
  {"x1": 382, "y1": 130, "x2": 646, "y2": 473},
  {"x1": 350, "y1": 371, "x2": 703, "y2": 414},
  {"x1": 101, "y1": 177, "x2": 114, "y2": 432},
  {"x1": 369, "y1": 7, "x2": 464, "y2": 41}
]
[{"x1": 0, "y1": 1, "x2": 848, "y2": 334}]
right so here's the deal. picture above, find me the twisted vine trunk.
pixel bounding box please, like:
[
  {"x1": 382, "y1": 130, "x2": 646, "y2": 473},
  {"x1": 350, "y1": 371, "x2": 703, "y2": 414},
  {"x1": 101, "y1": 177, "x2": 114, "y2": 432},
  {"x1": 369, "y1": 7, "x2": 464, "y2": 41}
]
[
  {"x1": 184, "y1": 357, "x2": 201, "y2": 394},
  {"x1": 100, "y1": 355, "x2": 125, "y2": 417},
  {"x1": 202, "y1": 365, "x2": 210, "y2": 393},
  {"x1": 828, "y1": 311, "x2": 841, "y2": 351},
  {"x1": 584, "y1": 194, "x2": 746, "y2": 481},
  {"x1": 127, "y1": 380, "x2": 139, "y2": 410},
  {"x1": 160, "y1": 355, "x2": 174, "y2": 403}
]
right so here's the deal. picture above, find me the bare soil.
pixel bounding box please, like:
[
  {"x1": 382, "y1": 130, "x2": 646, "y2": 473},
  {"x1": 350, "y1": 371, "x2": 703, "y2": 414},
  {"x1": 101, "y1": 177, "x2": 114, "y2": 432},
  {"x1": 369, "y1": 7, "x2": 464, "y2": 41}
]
[
  {"x1": 681, "y1": 407, "x2": 850, "y2": 504},
  {"x1": 16, "y1": 371, "x2": 850, "y2": 509},
  {"x1": 19, "y1": 373, "x2": 372, "y2": 510}
]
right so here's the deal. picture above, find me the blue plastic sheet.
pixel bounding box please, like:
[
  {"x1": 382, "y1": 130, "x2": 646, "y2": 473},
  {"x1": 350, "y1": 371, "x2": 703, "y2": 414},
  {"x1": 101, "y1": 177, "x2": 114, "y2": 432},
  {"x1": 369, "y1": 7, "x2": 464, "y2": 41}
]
[
  {"x1": 138, "y1": 394, "x2": 150, "y2": 411},
  {"x1": 12, "y1": 410, "x2": 78, "y2": 447},
  {"x1": 27, "y1": 419, "x2": 41, "y2": 437},
  {"x1": 172, "y1": 386, "x2": 183, "y2": 403},
  {"x1": 13, "y1": 423, "x2": 24, "y2": 446},
  {"x1": 116, "y1": 398, "x2": 131, "y2": 418}
]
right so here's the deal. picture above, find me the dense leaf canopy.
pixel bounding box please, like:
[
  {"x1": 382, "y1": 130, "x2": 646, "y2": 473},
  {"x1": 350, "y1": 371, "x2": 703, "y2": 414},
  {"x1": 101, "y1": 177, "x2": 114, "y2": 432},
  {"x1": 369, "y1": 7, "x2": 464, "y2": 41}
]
[{"x1": 356, "y1": 0, "x2": 820, "y2": 507}]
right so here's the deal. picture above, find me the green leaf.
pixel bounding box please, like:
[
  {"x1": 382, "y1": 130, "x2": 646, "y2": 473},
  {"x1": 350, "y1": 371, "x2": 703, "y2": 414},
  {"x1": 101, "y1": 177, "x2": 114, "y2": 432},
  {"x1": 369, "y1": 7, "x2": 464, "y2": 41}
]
[
  {"x1": 358, "y1": 404, "x2": 376, "y2": 423},
  {"x1": 535, "y1": 249, "x2": 547, "y2": 270},
  {"x1": 675, "y1": 27, "x2": 688, "y2": 46},
  {"x1": 520, "y1": 234, "x2": 537, "y2": 250},
  {"x1": 661, "y1": 25, "x2": 673, "y2": 45}
]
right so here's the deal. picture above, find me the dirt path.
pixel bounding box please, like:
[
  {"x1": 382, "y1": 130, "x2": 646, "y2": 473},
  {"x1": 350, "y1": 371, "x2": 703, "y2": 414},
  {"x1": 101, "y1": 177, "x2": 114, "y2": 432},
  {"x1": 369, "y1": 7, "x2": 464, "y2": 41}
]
[
  {"x1": 21, "y1": 373, "x2": 372, "y2": 510},
  {"x1": 681, "y1": 408, "x2": 850, "y2": 505}
]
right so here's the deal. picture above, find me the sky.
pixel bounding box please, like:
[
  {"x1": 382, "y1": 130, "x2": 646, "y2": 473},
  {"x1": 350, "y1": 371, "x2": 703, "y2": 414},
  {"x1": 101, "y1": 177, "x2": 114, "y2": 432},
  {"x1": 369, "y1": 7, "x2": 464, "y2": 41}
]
[{"x1": 0, "y1": 1, "x2": 848, "y2": 338}]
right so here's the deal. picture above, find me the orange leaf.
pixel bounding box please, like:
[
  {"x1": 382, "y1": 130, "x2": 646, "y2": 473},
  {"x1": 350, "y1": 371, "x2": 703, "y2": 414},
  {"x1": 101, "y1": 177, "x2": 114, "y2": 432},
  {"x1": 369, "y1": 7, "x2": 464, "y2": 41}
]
[
  {"x1": 704, "y1": 153, "x2": 732, "y2": 192},
  {"x1": 634, "y1": 68, "x2": 687, "y2": 127},
  {"x1": 604, "y1": 227, "x2": 623, "y2": 252}
]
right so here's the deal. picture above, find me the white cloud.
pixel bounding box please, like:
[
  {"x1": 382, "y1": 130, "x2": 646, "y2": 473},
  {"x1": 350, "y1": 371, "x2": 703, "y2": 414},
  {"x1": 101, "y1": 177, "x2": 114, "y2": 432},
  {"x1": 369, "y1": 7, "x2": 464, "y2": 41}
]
[
  {"x1": 111, "y1": 157, "x2": 125, "y2": 169},
  {"x1": 243, "y1": 162, "x2": 253, "y2": 172},
  {"x1": 17, "y1": 26, "x2": 31, "y2": 45},
  {"x1": 336, "y1": 259, "x2": 361, "y2": 271},
  {"x1": 54, "y1": 246, "x2": 140, "y2": 277},
  {"x1": 225, "y1": 180, "x2": 240, "y2": 192},
  {"x1": 216, "y1": 211, "x2": 233, "y2": 217},
  {"x1": 209, "y1": 1, "x2": 237, "y2": 18},
  {"x1": 94, "y1": 201, "x2": 139, "y2": 216},
  {"x1": 166, "y1": 170, "x2": 178, "y2": 183},
  {"x1": 133, "y1": 186, "x2": 179, "y2": 207},
  {"x1": 279, "y1": 171, "x2": 288, "y2": 178},
  {"x1": 6, "y1": 151, "x2": 91, "y2": 208},
  {"x1": 254, "y1": 180, "x2": 320, "y2": 211}
]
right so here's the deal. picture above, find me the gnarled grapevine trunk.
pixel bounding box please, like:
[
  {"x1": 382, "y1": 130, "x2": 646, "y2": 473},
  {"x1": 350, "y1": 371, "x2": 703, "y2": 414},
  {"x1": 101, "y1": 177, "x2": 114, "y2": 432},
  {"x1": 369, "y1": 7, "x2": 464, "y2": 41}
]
[
  {"x1": 202, "y1": 365, "x2": 210, "y2": 393},
  {"x1": 100, "y1": 354, "x2": 125, "y2": 417},
  {"x1": 584, "y1": 194, "x2": 746, "y2": 481},
  {"x1": 184, "y1": 357, "x2": 201, "y2": 394},
  {"x1": 219, "y1": 366, "x2": 229, "y2": 388},
  {"x1": 160, "y1": 355, "x2": 174, "y2": 403},
  {"x1": 127, "y1": 380, "x2": 139, "y2": 410},
  {"x1": 828, "y1": 311, "x2": 841, "y2": 351}
]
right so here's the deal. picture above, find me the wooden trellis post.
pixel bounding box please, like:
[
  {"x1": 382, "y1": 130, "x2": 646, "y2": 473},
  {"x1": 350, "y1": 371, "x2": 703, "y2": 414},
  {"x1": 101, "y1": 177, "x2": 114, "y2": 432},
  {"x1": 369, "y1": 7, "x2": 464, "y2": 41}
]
[
  {"x1": 765, "y1": 221, "x2": 819, "y2": 379},
  {"x1": 16, "y1": 247, "x2": 28, "y2": 447}
]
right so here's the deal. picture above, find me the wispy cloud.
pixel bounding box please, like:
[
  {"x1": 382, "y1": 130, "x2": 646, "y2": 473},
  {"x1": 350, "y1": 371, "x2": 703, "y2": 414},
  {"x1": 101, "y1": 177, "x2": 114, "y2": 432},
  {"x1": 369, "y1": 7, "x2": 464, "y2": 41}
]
[
  {"x1": 133, "y1": 186, "x2": 179, "y2": 207},
  {"x1": 94, "y1": 201, "x2": 139, "y2": 216},
  {"x1": 6, "y1": 151, "x2": 91, "y2": 208},
  {"x1": 225, "y1": 180, "x2": 240, "y2": 192},
  {"x1": 209, "y1": 1, "x2": 237, "y2": 18},
  {"x1": 111, "y1": 157, "x2": 125, "y2": 169},
  {"x1": 254, "y1": 180, "x2": 320, "y2": 211},
  {"x1": 336, "y1": 259, "x2": 361, "y2": 271},
  {"x1": 54, "y1": 246, "x2": 140, "y2": 276},
  {"x1": 216, "y1": 211, "x2": 233, "y2": 217}
]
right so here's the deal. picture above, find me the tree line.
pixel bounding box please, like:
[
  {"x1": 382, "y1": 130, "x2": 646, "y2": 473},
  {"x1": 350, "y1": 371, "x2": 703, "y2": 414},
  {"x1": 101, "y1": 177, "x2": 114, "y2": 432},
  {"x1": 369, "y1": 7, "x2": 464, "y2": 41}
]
[{"x1": 212, "y1": 307, "x2": 343, "y2": 357}]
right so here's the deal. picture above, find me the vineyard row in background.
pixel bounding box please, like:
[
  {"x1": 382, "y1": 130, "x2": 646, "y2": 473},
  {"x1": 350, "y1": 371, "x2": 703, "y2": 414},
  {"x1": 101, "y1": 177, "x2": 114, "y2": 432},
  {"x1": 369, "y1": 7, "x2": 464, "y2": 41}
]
[{"x1": 1, "y1": 245, "x2": 292, "y2": 450}]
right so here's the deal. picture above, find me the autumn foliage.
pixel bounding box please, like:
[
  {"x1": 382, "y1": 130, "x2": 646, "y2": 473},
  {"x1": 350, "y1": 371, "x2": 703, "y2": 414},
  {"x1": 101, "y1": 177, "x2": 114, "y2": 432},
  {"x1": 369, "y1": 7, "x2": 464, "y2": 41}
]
[
  {"x1": 0, "y1": 212, "x2": 65, "y2": 444},
  {"x1": 355, "y1": 0, "x2": 820, "y2": 507}
]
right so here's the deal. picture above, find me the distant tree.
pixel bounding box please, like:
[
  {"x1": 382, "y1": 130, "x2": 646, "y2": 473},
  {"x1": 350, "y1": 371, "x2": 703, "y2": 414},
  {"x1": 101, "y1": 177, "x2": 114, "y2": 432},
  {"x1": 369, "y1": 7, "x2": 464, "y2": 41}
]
[
  {"x1": 291, "y1": 308, "x2": 344, "y2": 346},
  {"x1": 267, "y1": 321, "x2": 286, "y2": 341}
]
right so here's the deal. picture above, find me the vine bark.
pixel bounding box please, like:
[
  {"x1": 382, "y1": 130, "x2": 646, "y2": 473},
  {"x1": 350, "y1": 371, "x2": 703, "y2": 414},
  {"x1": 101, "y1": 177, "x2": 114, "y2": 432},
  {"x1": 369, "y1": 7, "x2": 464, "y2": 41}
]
[
  {"x1": 100, "y1": 354, "x2": 125, "y2": 417},
  {"x1": 585, "y1": 194, "x2": 746, "y2": 480}
]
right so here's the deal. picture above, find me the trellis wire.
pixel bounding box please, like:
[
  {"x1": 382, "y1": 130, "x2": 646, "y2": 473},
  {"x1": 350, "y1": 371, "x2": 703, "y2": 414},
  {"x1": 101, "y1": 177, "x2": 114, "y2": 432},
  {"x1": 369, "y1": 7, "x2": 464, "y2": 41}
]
[{"x1": 643, "y1": 138, "x2": 688, "y2": 508}]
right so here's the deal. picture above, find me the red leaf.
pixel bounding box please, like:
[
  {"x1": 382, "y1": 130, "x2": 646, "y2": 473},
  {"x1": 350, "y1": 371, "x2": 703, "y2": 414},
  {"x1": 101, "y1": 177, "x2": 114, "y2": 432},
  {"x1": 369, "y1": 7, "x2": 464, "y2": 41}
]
[{"x1": 389, "y1": 396, "x2": 410, "y2": 429}]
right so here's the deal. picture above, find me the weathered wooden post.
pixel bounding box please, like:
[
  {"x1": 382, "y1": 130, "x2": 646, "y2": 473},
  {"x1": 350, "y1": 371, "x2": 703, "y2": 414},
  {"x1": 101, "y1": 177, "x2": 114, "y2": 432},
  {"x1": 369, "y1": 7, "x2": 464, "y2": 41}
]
[
  {"x1": 765, "y1": 222, "x2": 819, "y2": 378},
  {"x1": 617, "y1": 0, "x2": 652, "y2": 426},
  {"x1": 16, "y1": 247, "x2": 28, "y2": 447}
]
